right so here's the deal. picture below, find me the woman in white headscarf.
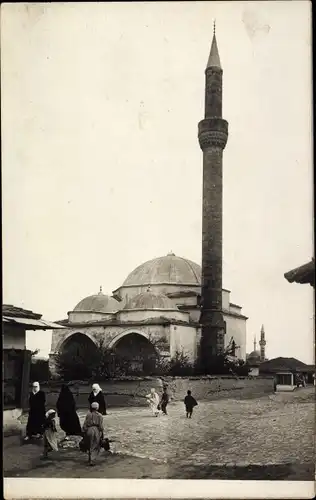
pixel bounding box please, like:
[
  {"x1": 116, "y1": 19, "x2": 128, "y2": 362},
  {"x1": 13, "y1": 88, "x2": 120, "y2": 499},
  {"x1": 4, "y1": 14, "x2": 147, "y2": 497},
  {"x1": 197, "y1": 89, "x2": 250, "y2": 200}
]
[
  {"x1": 42, "y1": 409, "x2": 58, "y2": 458},
  {"x1": 88, "y1": 384, "x2": 107, "y2": 415},
  {"x1": 81, "y1": 402, "x2": 104, "y2": 466},
  {"x1": 146, "y1": 388, "x2": 160, "y2": 417},
  {"x1": 24, "y1": 382, "x2": 46, "y2": 441}
]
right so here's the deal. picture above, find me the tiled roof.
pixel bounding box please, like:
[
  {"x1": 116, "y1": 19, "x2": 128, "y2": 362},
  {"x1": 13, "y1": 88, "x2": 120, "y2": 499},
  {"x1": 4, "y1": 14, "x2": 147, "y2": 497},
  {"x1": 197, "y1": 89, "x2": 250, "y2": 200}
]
[
  {"x1": 2, "y1": 304, "x2": 42, "y2": 320},
  {"x1": 284, "y1": 259, "x2": 314, "y2": 286},
  {"x1": 259, "y1": 357, "x2": 312, "y2": 373},
  {"x1": 59, "y1": 316, "x2": 196, "y2": 328}
]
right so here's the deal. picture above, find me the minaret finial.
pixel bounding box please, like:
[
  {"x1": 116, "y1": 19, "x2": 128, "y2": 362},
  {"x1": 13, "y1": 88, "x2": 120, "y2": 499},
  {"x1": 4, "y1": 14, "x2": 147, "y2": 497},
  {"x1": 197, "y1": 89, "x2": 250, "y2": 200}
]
[
  {"x1": 206, "y1": 22, "x2": 221, "y2": 69},
  {"x1": 253, "y1": 336, "x2": 257, "y2": 351},
  {"x1": 99, "y1": 285, "x2": 103, "y2": 294}
]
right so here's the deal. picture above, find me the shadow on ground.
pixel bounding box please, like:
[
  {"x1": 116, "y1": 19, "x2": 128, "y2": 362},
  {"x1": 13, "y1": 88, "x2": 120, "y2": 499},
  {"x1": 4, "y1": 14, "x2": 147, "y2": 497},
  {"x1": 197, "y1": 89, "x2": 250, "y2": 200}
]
[{"x1": 4, "y1": 439, "x2": 314, "y2": 480}]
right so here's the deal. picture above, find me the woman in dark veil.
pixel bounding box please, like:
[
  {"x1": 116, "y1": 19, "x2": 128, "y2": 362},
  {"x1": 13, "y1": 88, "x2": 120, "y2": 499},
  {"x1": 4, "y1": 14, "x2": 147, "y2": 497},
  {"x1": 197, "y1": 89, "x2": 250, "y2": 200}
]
[
  {"x1": 24, "y1": 382, "x2": 46, "y2": 441},
  {"x1": 88, "y1": 384, "x2": 107, "y2": 415},
  {"x1": 56, "y1": 384, "x2": 82, "y2": 440}
]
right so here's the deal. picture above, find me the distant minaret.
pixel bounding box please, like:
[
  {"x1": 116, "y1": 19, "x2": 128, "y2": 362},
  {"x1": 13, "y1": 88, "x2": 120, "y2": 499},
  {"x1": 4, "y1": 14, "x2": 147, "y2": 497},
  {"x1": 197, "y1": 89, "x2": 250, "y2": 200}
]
[
  {"x1": 199, "y1": 22, "x2": 229, "y2": 363},
  {"x1": 253, "y1": 336, "x2": 257, "y2": 351},
  {"x1": 259, "y1": 324, "x2": 266, "y2": 361}
]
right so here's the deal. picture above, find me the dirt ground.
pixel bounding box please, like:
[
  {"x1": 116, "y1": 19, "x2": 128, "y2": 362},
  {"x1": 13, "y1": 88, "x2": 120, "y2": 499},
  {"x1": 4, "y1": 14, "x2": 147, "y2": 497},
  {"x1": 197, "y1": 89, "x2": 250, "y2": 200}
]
[{"x1": 3, "y1": 387, "x2": 315, "y2": 480}]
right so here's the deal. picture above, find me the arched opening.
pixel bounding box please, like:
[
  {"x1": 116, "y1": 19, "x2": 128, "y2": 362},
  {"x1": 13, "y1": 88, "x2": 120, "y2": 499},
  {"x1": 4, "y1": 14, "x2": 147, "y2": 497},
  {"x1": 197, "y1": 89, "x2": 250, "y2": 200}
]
[
  {"x1": 113, "y1": 333, "x2": 158, "y2": 375},
  {"x1": 57, "y1": 333, "x2": 98, "y2": 381}
]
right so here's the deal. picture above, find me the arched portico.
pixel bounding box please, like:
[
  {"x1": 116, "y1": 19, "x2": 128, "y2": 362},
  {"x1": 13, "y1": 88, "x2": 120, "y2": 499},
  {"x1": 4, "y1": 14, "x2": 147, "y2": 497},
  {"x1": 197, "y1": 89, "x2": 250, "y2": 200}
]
[
  {"x1": 54, "y1": 332, "x2": 99, "y2": 381},
  {"x1": 109, "y1": 329, "x2": 159, "y2": 375},
  {"x1": 55, "y1": 331, "x2": 97, "y2": 354},
  {"x1": 108, "y1": 329, "x2": 150, "y2": 349}
]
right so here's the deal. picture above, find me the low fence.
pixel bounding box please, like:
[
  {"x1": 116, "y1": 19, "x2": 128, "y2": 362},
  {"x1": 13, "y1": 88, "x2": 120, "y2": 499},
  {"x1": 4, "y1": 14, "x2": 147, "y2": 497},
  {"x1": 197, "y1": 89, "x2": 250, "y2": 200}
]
[{"x1": 32, "y1": 376, "x2": 274, "y2": 410}]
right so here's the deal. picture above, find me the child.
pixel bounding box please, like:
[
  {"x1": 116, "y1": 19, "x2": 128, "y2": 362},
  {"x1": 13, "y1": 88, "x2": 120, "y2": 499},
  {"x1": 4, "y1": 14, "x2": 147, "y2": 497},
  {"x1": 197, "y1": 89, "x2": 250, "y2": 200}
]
[
  {"x1": 160, "y1": 386, "x2": 169, "y2": 416},
  {"x1": 184, "y1": 390, "x2": 198, "y2": 419},
  {"x1": 146, "y1": 388, "x2": 160, "y2": 417},
  {"x1": 42, "y1": 409, "x2": 58, "y2": 459}
]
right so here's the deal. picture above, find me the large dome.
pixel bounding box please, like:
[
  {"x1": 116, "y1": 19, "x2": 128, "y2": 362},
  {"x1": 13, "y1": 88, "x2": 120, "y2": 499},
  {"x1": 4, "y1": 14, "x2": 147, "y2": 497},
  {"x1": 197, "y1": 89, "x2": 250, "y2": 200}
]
[
  {"x1": 74, "y1": 290, "x2": 120, "y2": 313},
  {"x1": 124, "y1": 289, "x2": 178, "y2": 310},
  {"x1": 123, "y1": 253, "x2": 201, "y2": 286}
]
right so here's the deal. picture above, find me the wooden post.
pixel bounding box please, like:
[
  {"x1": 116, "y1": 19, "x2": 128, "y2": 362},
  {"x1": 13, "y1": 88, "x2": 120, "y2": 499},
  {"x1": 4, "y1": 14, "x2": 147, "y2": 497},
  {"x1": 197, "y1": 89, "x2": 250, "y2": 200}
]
[{"x1": 20, "y1": 349, "x2": 32, "y2": 411}]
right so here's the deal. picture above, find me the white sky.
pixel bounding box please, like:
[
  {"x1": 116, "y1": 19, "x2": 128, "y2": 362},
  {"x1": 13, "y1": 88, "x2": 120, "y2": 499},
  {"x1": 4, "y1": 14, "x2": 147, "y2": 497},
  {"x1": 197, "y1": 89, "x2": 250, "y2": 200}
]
[{"x1": 2, "y1": 2, "x2": 314, "y2": 362}]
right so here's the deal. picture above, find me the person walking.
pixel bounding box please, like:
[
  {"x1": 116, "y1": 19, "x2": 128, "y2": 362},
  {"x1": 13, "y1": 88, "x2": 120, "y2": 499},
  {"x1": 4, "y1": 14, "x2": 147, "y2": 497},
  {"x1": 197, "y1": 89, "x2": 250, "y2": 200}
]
[
  {"x1": 146, "y1": 388, "x2": 160, "y2": 417},
  {"x1": 56, "y1": 384, "x2": 82, "y2": 441},
  {"x1": 160, "y1": 386, "x2": 169, "y2": 416},
  {"x1": 184, "y1": 390, "x2": 198, "y2": 419},
  {"x1": 88, "y1": 384, "x2": 107, "y2": 415},
  {"x1": 42, "y1": 409, "x2": 58, "y2": 459},
  {"x1": 81, "y1": 402, "x2": 105, "y2": 466},
  {"x1": 24, "y1": 382, "x2": 46, "y2": 441}
]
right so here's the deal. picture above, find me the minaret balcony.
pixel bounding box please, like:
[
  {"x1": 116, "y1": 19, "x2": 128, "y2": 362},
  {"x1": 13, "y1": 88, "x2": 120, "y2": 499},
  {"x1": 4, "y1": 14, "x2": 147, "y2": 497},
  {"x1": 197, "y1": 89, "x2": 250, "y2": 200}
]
[{"x1": 198, "y1": 118, "x2": 228, "y2": 151}]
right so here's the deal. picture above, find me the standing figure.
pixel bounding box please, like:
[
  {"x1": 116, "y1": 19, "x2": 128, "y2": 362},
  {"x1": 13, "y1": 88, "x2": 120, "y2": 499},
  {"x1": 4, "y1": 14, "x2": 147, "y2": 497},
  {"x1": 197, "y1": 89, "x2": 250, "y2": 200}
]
[
  {"x1": 146, "y1": 388, "x2": 160, "y2": 417},
  {"x1": 56, "y1": 384, "x2": 82, "y2": 440},
  {"x1": 184, "y1": 390, "x2": 198, "y2": 419},
  {"x1": 81, "y1": 402, "x2": 104, "y2": 466},
  {"x1": 24, "y1": 382, "x2": 46, "y2": 441},
  {"x1": 42, "y1": 409, "x2": 58, "y2": 459},
  {"x1": 88, "y1": 384, "x2": 107, "y2": 415},
  {"x1": 160, "y1": 386, "x2": 169, "y2": 416}
]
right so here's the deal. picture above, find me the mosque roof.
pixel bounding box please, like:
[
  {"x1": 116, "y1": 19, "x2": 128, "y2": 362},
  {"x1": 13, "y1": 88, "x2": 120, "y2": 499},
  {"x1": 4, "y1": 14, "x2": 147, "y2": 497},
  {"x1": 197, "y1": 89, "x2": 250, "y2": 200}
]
[
  {"x1": 247, "y1": 350, "x2": 261, "y2": 366},
  {"x1": 248, "y1": 350, "x2": 261, "y2": 358},
  {"x1": 122, "y1": 253, "x2": 201, "y2": 287},
  {"x1": 73, "y1": 288, "x2": 120, "y2": 313},
  {"x1": 124, "y1": 289, "x2": 178, "y2": 310}
]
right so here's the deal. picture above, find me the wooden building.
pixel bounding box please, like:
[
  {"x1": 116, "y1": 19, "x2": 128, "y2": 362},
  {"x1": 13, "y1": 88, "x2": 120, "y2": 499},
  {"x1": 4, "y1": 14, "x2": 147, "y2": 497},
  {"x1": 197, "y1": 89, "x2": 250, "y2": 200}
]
[
  {"x1": 259, "y1": 357, "x2": 315, "y2": 391},
  {"x1": 3, "y1": 305, "x2": 64, "y2": 435}
]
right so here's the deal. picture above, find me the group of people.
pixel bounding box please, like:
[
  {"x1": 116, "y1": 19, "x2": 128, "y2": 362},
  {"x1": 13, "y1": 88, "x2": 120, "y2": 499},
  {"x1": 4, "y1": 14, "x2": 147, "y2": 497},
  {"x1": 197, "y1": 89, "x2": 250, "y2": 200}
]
[
  {"x1": 24, "y1": 382, "x2": 107, "y2": 465},
  {"x1": 146, "y1": 387, "x2": 198, "y2": 418},
  {"x1": 24, "y1": 381, "x2": 198, "y2": 465}
]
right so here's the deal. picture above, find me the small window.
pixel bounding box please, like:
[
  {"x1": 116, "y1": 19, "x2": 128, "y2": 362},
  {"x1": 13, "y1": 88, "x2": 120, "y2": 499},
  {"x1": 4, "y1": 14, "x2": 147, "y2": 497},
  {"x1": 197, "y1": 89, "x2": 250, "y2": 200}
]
[{"x1": 276, "y1": 373, "x2": 292, "y2": 385}]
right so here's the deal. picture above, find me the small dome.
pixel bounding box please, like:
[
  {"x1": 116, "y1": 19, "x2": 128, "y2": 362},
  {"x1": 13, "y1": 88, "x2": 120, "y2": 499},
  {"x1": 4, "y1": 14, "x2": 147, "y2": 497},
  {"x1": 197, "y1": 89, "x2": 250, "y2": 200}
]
[
  {"x1": 247, "y1": 350, "x2": 261, "y2": 364},
  {"x1": 124, "y1": 289, "x2": 178, "y2": 310},
  {"x1": 74, "y1": 290, "x2": 120, "y2": 313},
  {"x1": 123, "y1": 253, "x2": 201, "y2": 286}
]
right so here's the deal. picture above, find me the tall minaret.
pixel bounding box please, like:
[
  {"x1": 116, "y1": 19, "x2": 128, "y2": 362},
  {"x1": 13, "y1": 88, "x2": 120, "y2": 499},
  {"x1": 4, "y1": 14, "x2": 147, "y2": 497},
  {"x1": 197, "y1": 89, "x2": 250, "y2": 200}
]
[
  {"x1": 198, "y1": 23, "x2": 228, "y2": 364},
  {"x1": 259, "y1": 324, "x2": 266, "y2": 361}
]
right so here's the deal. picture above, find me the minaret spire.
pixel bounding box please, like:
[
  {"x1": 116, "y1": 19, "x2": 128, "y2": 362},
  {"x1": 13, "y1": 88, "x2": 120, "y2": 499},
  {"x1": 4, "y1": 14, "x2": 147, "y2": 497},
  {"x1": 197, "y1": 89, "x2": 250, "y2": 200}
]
[
  {"x1": 253, "y1": 336, "x2": 257, "y2": 351},
  {"x1": 207, "y1": 26, "x2": 221, "y2": 70},
  {"x1": 198, "y1": 26, "x2": 229, "y2": 369},
  {"x1": 259, "y1": 324, "x2": 266, "y2": 361}
]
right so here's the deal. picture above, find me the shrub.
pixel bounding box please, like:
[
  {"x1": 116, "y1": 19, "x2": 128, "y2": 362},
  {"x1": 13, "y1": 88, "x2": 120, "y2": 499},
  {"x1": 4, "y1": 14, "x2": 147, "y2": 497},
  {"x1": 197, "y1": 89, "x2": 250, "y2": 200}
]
[
  {"x1": 195, "y1": 337, "x2": 251, "y2": 376},
  {"x1": 168, "y1": 350, "x2": 194, "y2": 376},
  {"x1": 30, "y1": 359, "x2": 49, "y2": 382},
  {"x1": 54, "y1": 339, "x2": 136, "y2": 381}
]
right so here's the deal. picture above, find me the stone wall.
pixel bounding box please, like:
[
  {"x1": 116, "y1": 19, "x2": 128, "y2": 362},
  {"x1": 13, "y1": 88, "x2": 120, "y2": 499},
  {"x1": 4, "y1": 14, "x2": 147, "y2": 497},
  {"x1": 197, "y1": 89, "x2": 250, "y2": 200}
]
[
  {"x1": 3, "y1": 408, "x2": 23, "y2": 436},
  {"x1": 34, "y1": 376, "x2": 274, "y2": 410}
]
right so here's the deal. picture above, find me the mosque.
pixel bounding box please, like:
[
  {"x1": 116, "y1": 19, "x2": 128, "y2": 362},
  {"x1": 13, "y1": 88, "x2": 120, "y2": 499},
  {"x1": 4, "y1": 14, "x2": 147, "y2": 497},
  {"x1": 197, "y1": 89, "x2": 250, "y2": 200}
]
[
  {"x1": 49, "y1": 254, "x2": 248, "y2": 375},
  {"x1": 246, "y1": 325, "x2": 267, "y2": 376},
  {"x1": 49, "y1": 29, "x2": 250, "y2": 376}
]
